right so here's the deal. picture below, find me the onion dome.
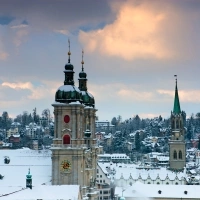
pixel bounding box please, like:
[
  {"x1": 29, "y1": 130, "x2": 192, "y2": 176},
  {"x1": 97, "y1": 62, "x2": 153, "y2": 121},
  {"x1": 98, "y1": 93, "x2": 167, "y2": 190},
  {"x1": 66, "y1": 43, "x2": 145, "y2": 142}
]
[
  {"x1": 55, "y1": 40, "x2": 82, "y2": 104},
  {"x1": 78, "y1": 50, "x2": 95, "y2": 107}
]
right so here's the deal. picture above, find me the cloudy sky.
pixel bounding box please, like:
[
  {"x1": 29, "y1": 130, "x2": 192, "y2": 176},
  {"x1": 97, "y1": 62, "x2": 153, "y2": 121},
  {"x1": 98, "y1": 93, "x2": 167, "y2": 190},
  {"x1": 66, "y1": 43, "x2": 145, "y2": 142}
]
[{"x1": 0, "y1": 0, "x2": 200, "y2": 121}]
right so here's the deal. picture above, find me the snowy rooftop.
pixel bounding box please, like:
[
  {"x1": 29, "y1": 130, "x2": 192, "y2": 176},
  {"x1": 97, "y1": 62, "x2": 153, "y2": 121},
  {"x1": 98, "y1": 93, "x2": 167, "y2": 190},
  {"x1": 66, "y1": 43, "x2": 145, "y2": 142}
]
[
  {"x1": 115, "y1": 182, "x2": 200, "y2": 199},
  {"x1": 98, "y1": 162, "x2": 186, "y2": 181},
  {"x1": 0, "y1": 148, "x2": 52, "y2": 197},
  {"x1": 1, "y1": 185, "x2": 81, "y2": 200}
]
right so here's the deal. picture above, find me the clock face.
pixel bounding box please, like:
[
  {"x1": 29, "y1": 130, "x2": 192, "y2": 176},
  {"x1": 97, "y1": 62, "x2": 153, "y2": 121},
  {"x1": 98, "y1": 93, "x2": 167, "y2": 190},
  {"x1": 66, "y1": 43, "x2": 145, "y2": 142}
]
[
  {"x1": 64, "y1": 115, "x2": 70, "y2": 123},
  {"x1": 60, "y1": 160, "x2": 71, "y2": 172}
]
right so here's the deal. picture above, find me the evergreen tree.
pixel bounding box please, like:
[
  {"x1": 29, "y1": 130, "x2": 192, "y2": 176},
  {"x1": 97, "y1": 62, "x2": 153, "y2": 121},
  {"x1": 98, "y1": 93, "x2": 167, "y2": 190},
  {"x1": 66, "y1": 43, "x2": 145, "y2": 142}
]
[
  {"x1": 14, "y1": 114, "x2": 22, "y2": 123},
  {"x1": 134, "y1": 115, "x2": 141, "y2": 130},
  {"x1": 187, "y1": 120, "x2": 193, "y2": 140},
  {"x1": 198, "y1": 137, "x2": 200, "y2": 150},
  {"x1": 22, "y1": 111, "x2": 29, "y2": 127},
  {"x1": 111, "y1": 117, "x2": 117, "y2": 126},
  {"x1": 135, "y1": 132, "x2": 140, "y2": 151}
]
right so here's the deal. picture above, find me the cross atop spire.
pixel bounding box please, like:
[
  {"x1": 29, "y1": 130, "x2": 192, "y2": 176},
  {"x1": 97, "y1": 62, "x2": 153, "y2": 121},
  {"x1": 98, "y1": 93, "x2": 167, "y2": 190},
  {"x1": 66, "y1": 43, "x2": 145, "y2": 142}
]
[
  {"x1": 173, "y1": 75, "x2": 181, "y2": 114},
  {"x1": 81, "y1": 50, "x2": 84, "y2": 72},
  {"x1": 68, "y1": 39, "x2": 71, "y2": 63}
]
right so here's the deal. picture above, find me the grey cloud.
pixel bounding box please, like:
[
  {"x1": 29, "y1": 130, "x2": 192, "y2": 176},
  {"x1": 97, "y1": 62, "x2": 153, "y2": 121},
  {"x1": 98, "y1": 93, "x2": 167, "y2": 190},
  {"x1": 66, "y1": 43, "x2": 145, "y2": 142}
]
[{"x1": 0, "y1": 0, "x2": 114, "y2": 31}]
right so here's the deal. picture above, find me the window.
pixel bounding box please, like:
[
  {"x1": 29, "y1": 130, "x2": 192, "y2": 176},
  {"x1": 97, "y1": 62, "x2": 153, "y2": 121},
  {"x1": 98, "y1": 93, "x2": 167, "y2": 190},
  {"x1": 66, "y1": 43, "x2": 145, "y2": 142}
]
[
  {"x1": 179, "y1": 151, "x2": 182, "y2": 159},
  {"x1": 100, "y1": 175, "x2": 102, "y2": 178},
  {"x1": 166, "y1": 182, "x2": 169, "y2": 185},
  {"x1": 97, "y1": 169, "x2": 99, "y2": 173},
  {"x1": 176, "y1": 120, "x2": 179, "y2": 129},
  {"x1": 97, "y1": 175, "x2": 99, "y2": 178},
  {"x1": 173, "y1": 150, "x2": 177, "y2": 159},
  {"x1": 157, "y1": 182, "x2": 160, "y2": 184},
  {"x1": 147, "y1": 182, "x2": 151, "y2": 184},
  {"x1": 172, "y1": 120, "x2": 175, "y2": 129},
  {"x1": 63, "y1": 134, "x2": 70, "y2": 144},
  {"x1": 175, "y1": 182, "x2": 178, "y2": 185}
]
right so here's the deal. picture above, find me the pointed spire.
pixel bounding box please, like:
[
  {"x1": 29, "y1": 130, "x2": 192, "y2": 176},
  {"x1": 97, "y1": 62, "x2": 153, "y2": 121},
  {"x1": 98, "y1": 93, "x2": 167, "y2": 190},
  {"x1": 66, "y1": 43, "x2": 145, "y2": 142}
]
[
  {"x1": 68, "y1": 39, "x2": 71, "y2": 63},
  {"x1": 81, "y1": 49, "x2": 84, "y2": 72},
  {"x1": 173, "y1": 75, "x2": 181, "y2": 114}
]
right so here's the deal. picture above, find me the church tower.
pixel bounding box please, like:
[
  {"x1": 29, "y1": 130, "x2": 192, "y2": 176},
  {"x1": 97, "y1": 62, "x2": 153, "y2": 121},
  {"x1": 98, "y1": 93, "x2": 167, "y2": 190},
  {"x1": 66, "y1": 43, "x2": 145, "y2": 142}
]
[
  {"x1": 51, "y1": 42, "x2": 99, "y2": 198},
  {"x1": 169, "y1": 76, "x2": 186, "y2": 170}
]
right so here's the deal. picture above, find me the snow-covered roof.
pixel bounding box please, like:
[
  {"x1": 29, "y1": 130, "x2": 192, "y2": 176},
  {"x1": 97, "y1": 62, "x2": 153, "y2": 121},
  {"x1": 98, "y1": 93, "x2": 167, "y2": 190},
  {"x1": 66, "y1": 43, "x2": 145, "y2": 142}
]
[
  {"x1": 10, "y1": 134, "x2": 20, "y2": 138},
  {"x1": 156, "y1": 156, "x2": 169, "y2": 162},
  {"x1": 98, "y1": 162, "x2": 186, "y2": 181},
  {"x1": 0, "y1": 148, "x2": 51, "y2": 196},
  {"x1": 11, "y1": 122, "x2": 21, "y2": 126},
  {"x1": 69, "y1": 101, "x2": 81, "y2": 105},
  {"x1": 98, "y1": 154, "x2": 130, "y2": 159},
  {"x1": 1, "y1": 185, "x2": 81, "y2": 200},
  {"x1": 115, "y1": 182, "x2": 200, "y2": 199}
]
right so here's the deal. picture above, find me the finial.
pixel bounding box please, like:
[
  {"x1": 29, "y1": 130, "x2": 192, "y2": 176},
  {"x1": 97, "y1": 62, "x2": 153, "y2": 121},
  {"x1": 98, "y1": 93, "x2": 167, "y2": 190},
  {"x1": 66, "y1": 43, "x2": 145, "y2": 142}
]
[
  {"x1": 174, "y1": 74, "x2": 177, "y2": 83},
  {"x1": 81, "y1": 49, "x2": 84, "y2": 71},
  {"x1": 174, "y1": 75, "x2": 178, "y2": 90},
  {"x1": 68, "y1": 39, "x2": 71, "y2": 63}
]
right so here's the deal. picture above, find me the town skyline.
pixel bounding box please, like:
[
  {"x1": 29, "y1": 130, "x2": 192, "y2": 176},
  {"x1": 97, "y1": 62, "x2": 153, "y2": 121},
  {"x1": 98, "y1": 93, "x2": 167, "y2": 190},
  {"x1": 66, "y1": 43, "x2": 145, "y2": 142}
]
[{"x1": 0, "y1": 0, "x2": 200, "y2": 121}]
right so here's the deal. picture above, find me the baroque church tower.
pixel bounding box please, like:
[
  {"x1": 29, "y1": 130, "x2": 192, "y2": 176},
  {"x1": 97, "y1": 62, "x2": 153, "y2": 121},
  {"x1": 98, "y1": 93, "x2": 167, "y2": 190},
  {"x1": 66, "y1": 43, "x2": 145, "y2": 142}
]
[
  {"x1": 169, "y1": 76, "x2": 186, "y2": 170},
  {"x1": 51, "y1": 41, "x2": 99, "y2": 198}
]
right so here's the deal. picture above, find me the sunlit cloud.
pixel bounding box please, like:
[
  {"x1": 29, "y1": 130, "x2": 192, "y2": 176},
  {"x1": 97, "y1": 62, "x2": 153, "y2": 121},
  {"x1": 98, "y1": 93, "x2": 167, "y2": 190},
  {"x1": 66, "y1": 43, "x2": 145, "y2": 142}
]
[
  {"x1": 89, "y1": 83, "x2": 154, "y2": 102},
  {"x1": 10, "y1": 24, "x2": 28, "y2": 29},
  {"x1": 0, "y1": 52, "x2": 9, "y2": 60},
  {"x1": 157, "y1": 89, "x2": 200, "y2": 103},
  {"x1": 2, "y1": 82, "x2": 33, "y2": 90},
  {"x1": 2, "y1": 81, "x2": 55, "y2": 100},
  {"x1": 117, "y1": 89, "x2": 153, "y2": 101},
  {"x1": 13, "y1": 29, "x2": 29, "y2": 47},
  {"x1": 79, "y1": 0, "x2": 175, "y2": 60},
  {"x1": 54, "y1": 29, "x2": 69, "y2": 36},
  {"x1": 138, "y1": 112, "x2": 168, "y2": 119}
]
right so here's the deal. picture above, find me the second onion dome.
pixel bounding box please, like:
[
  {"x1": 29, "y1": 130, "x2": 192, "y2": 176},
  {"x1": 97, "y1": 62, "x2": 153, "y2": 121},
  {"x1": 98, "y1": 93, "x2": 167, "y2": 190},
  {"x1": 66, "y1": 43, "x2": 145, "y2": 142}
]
[{"x1": 78, "y1": 50, "x2": 95, "y2": 107}]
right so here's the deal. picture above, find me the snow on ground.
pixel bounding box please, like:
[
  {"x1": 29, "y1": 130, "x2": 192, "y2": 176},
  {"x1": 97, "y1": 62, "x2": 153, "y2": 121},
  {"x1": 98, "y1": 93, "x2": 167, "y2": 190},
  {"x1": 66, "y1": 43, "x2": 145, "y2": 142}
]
[{"x1": 0, "y1": 148, "x2": 51, "y2": 196}]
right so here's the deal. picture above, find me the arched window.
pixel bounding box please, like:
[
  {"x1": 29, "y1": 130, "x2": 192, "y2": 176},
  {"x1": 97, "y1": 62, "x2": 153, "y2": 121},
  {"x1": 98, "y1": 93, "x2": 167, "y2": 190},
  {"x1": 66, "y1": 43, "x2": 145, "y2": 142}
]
[
  {"x1": 175, "y1": 182, "x2": 178, "y2": 185},
  {"x1": 176, "y1": 120, "x2": 179, "y2": 129},
  {"x1": 157, "y1": 182, "x2": 160, "y2": 185},
  {"x1": 172, "y1": 120, "x2": 175, "y2": 129},
  {"x1": 173, "y1": 150, "x2": 177, "y2": 159},
  {"x1": 166, "y1": 182, "x2": 169, "y2": 185},
  {"x1": 63, "y1": 134, "x2": 70, "y2": 144},
  {"x1": 179, "y1": 150, "x2": 182, "y2": 159}
]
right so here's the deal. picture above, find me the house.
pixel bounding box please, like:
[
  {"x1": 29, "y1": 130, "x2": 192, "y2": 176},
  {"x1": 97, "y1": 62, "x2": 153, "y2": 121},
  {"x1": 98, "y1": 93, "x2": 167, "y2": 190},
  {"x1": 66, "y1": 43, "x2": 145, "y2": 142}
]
[
  {"x1": 8, "y1": 134, "x2": 20, "y2": 148},
  {"x1": 96, "y1": 163, "x2": 113, "y2": 200}
]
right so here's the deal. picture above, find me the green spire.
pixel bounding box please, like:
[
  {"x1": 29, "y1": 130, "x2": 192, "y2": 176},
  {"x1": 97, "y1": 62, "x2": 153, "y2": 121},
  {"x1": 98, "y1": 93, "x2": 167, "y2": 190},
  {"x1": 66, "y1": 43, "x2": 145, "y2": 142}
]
[
  {"x1": 26, "y1": 168, "x2": 32, "y2": 179},
  {"x1": 173, "y1": 75, "x2": 181, "y2": 114}
]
